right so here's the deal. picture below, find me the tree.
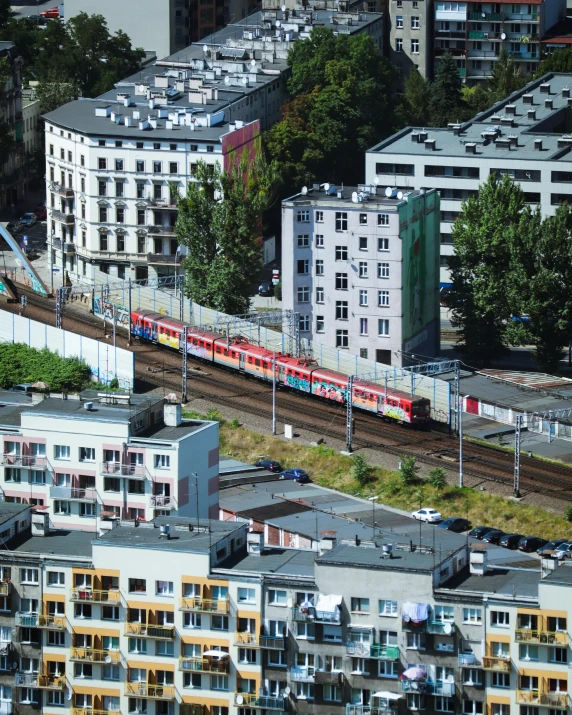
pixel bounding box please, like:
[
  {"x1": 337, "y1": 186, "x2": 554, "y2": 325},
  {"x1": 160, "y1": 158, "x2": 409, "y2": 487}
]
[
  {"x1": 427, "y1": 467, "x2": 447, "y2": 490},
  {"x1": 488, "y1": 47, "x2": 526, "y2": 104},
  {"x1": 566, "y1": 505, "x2": 572, "y2": 523},
  {"x1": 429, "y1": 53, "x2": 465, "y2": 127},
  {"x1": 0, "y1": 0, "x2": 12, "y2": 28},
  {"x1": 399, "y1": 456, "x2": 418, "y2": 486},
  {"x1": 448, "y1": 174, "x2": 527, "y2": 363},
  {"x1": 536, "y1": 47, "x2": 572, "y2": 76},
  {"x1": 35, "y1": 72, "x2": 80, "y2": 112},
  {"x1": 396, "y1": 68, "x2": 430, "y2": 127},
  {"x1": 176, "y1": 154, "x2": 278, "y2": 314},
  {"x1": 352, "y1": 455, "x2": 371, "y2": 486},
  {"x1": 462, "y1": 83, "x2": 491, "y2": 116}
]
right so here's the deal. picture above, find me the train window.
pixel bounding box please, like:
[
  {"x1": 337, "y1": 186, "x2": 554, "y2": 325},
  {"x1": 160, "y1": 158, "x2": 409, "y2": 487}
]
[
  {"x1": 263, "y1": 362, "x2": 268, "y2": 369},
  {"x1": 406, "y1": 405, "x2": 410, "y2": 412},
  {"x1": 248, "y1": 357, "x2": 253, "y2": 363},
  {"x1": 255, "y1": 360, "x2": 260, "y2": 367}
]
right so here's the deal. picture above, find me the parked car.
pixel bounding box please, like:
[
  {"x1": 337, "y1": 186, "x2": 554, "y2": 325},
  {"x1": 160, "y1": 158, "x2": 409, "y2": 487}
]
[
  {"x1": 411, "y1": 508, "x2": 442, "y2": 523},
  {"x1": 468, "y1": 526, "x2": 495, "y2": 540},
  {"x1": 437, "y1": 517, "x2": 471, "y2": 533},
  {"x1": 26, "y1": 14, "x2": 47, "y2": 24},
  {"x1": 9, "y1": 384, "x2": 35, "y2": 394},
  {"x1": 34, "y1": 205, "x2": 47, "y2": 221},
  {"x1": 280, "y1": 468, "x2": 310, "y2": 483},
  {"x1": 538, "y1": 539, "x2": 568, "y2": 554},
  {"x1": 554, "y1": 542, "x2": 572, "y2": 559},
  {"x1": 482, "y1": 529, "x2": 505, "y2": 544},
  {"x1": 518, "y1": 536, "x2": 548, "y2": 553},
  {"x1": 5, "y1": 220, "x2": 21, "y2": 234},
  {"x1": 40, "y1": 7, "x2": 60, "y2": 18},
  {"x1": 498, "y1": 533, "x2": 524, "y2": 549},
  {"x1": 255, "y1": 459, "x2": 282, "y2": 473},
  {"x1": 258, "y1": 281, "x2": 274, "y2": 297},
  {"x1": 19, "y1": 213, "x2": 37, "y2": 227}
]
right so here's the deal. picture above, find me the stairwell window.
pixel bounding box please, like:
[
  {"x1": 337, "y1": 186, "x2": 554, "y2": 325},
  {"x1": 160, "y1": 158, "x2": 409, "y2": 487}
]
[
  {"x1": 54, "y1": 445, "x2": 70, "y2": 460},
  {"x1": 154, "y1": 455, "x2": 170, "y2": 469}
]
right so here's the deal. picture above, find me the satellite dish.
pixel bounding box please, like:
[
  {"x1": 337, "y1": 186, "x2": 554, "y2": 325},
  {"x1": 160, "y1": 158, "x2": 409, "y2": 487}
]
[
  {"x1": 446, "y1": 673, "x2": 455, "y2": 682},
  {"x1": 105, "y1": 655, "x2": 113, "y2": 663},
  {"x1": 397, "y1": 191, "x2": 404, "y2": 200},
  {"x1": 481, "y1": 12, "x2": 486, "y2": 17},
  {"x1": 324, "y1": 183, "x2": 330, "y2": 191},
  {"x1": 501, "y1": 32, "x2": 506, "y2": 39},
  {"x1": 444, "y1": 623, "x2": 453, "y2": 635},
  {"x1": 301, "y1": 186, "x2": 308, "y2": 195},
  {"x1": 385, "y1": 186, "x2": 393, "y2": 197},
  {"x1": 224, "y1": 76, "x2": 231, "y2": 85},
  {"x1": 351, "y1": 191, "x2": 358, "y2": 203},
  {"x1": 251, "y1": 59, "x2": 256, "y2": 66},
  {"x1": 242, "y1": 77, "x2": 248, "y2": 85},
  {"x1": 282, "y1": 4, "x2": 287, "y2": 10},
  {"x1": 203, "y1": 45, "x2": 208, "y2": 53},
  {"x1": 284, "y1": 687, "x2": 291, "y2": 696},
  {"x1": 66, "y1": 689, "x2": 72, "y2": 701},
  {"x1": 374, "y1": 176, "x2": 380, "y2": 185},
  {"x1": 236, "y1": 695, "x2": 244, "y2": 705}
]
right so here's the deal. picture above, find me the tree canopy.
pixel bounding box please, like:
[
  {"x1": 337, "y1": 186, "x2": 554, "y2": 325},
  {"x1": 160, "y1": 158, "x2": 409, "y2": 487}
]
[
  {"x1": 176, "y1": 154, "x2": 278, "y2": 314},
  {"x1": 0, "y1": 343, "x2": 92, "y2": 391},
  {"x1": 428, "y1": 53, "x2": 465, "y2": 127},
  {"x1": 536, "y1": 47, "x2": 572, "y2": 76}
]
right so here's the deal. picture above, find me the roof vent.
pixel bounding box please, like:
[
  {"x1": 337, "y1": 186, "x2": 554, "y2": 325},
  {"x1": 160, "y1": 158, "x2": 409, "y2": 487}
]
[
  {"x1": 500, "y1": 116, "x2": 514, "y2": 126},
  {"x1": 528, "y1": 109, "x2": 536, "y2": 120},
  {"x1": 563, "y1": 87, "x2": 571, "y2": 98},
  {"x1": 469, "y1": 544, "x2": 488, "y2": 576},
  {"x1": 495, "y1": 137, "x2": 511, "y2": 150},
  {"x1": 523, "y1": 93, "x2": 534, "y2": 104},
  {"x1": 545, "y1": 98, "x2": 553, "y2": 109},
  {"x1": 159, "y1": 524, "x2": 171, "y2": 539},
  {"x1": 418, "y1": 130, "x2": 428, "y2": 142},
  {"x1": 505, "y1": 104, "x2": 516, "y2": 116},
  {"x1": 465, "y1": 142, "x2": 477, "y2": 154},
  {"x1": 534, "y1": 138, "x2": 543, "y2": 151},
  {"x1": 381, "y1": 543, "x2": 393, "y2": 559},
  {"x1": 424, "y1": 138, "x2": 436, "y2": 151},
  {"x1": 411, "y1": 131, "x2": 420, "y2": 143},
  {"x1": 84, "y1": 401, "x2": 94, "y2": 411},
  {"x1": 247, "y1": 531, "x2": 264, "y2": 556},
  {"x1": 540, "y1": 82, "x2": 551, "y2": 94},
  {"x1": 508, "y1": 134, "x2": 518, "y2": 147}
]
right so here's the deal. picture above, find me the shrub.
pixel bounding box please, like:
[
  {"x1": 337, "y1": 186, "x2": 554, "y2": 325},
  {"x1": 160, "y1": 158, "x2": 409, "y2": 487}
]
[
  {"x1": 205, "y1": 408, "x2": 223, "y2": 423},
  {"x1": 399, "y1": 456, "x2": 418, "y2": 486},
  {"x1": 230, "y1": 418, "x2": 240, "y2": 428},
  {"x1": 0, "y1": 343, "x2": 91, "y2": 391},
  {"x1": 352, "y1": 454, "x2": 370, "y2": 486},
  {"x1": 566, "y1": 506, "x2": 572, "y2": 523},
  {"x1": 427, "y1": 467, "x2": 447, "y2": 490}
]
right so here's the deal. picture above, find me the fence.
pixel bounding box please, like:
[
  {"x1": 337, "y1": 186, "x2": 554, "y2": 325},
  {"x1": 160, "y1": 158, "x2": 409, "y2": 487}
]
[
  {"x1": 92, "y1": 281, "x2": 451, "y2": 423},
  {"x1": 0, "y1": 313, "x2": 135, "y2": 389}
]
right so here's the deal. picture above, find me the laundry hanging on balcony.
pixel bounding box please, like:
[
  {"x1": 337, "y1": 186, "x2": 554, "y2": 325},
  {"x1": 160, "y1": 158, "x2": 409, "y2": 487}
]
[{"x1": 401, "y1": 602, "x2": 429, "y2": 624}]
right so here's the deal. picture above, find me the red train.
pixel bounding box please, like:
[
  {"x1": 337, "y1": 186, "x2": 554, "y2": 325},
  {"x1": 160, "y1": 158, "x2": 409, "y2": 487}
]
[{"x1": 130, "y1": 309, "x2": 431, "y2": 426}]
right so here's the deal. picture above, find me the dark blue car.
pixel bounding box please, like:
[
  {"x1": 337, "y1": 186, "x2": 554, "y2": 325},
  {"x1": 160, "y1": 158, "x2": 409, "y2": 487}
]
[{"x1": 280, "y1": 468, "x2": 310, "y2": 484}]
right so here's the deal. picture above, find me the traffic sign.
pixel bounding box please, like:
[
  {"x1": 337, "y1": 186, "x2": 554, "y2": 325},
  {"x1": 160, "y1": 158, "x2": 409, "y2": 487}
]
[{"x1": 22, "y1": 235, "x2": 28, "y2": 245}]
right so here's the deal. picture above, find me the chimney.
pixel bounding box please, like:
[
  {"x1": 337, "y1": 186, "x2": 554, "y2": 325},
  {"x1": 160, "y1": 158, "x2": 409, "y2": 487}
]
[
  {"x1": 424, "y1": 139, "x2": 436, "y2": 151},
  {"x1": 545, "y1": 98, "x2": 553, "y2": 109},
  {"x1": 528, "y1": 109, "x2": 536, "y2": 120},
  {"x1": 505, "y1": 104, "x2": 516, "y2": 116},
  {"x1": 159, "y1": 524, "x2": 171, "y2": 540},
  {"x1": 465, "y1": 142, "x2": 477, "y2": 154},
  {"x1": 469, "y1": 544, "x2": 488, "y2": 576},
  {"x1": 319, "y1": 535, "x2": 337, "y2": 554},
  {"x1": 381, "y1": 543, "x2": 393, "y2": 559},
  {"x1": 540, "y1": 82, "x2": 551, "y2": 94},
  {"x1": 534, "y1": 138, "x2": 543, "y2": 151},
  {"x1": 164, "y1": 402, "x2": 182, "y2": 427},
  {"x1": 247, "y1": 531, "x2": 264, "y2": 555},
  {"x1": 31, "y1": 511, "x2": 49, "y2": 537},
  {"x1": 523, "y1": 93, "x2": 534, "y2": 104}
]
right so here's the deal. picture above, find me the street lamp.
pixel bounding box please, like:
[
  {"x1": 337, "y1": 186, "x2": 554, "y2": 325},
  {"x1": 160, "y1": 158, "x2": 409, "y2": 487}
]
[
  {"x1": 368, "y1": 495, "x2": 379, "y2": 539},
  {"x1": 49, "y1": 228, "x2": 54, "y2": 292}
]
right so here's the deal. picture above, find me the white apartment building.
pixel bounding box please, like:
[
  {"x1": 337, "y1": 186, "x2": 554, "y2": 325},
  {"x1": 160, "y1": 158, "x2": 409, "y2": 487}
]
[
  {"x1": 281, "y1": 183, "x2": 440, "y2": 366},
  {"x1": 366, "y1": 72, "x2": 572, "y2": 285},
  {"x1": 43, "y1": 7, "x2": 383, "y2": 284},
  {"x1": 0, "y1": 391, "x2": 220, "y2": 530}
]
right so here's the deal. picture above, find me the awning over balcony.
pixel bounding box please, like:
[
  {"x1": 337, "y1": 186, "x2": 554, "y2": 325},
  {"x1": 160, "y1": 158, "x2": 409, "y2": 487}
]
[
  {"x1": 373, "y1": 692, "x2": 402, "y2": 701},
  {"x1": 402, "y1": 602, "x2": 429, "y2": 623}
]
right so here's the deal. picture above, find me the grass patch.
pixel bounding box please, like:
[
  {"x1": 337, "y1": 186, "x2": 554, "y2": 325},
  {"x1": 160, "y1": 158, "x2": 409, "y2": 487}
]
[{"x1": 183, "y1": 410, "x2": 572, "y2": 540}]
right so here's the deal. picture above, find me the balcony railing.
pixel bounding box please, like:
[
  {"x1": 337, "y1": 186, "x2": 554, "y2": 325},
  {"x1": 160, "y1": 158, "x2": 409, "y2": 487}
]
[
  {"x1": 459, "y1": 654, "x2": 481, "y2": 666},
  {"x1": 540, "y1": 693, "x2": 569, "y2": 709},
  {"x1": 292, "y1": 606, "x2": 315, "y2": 622},
  {"x1": 0, "y1": 640, "x2": 10, "y2": 655},
  {"x1": 468, "y1": 11, "x2": 503, "y2": 19},
  {"x1": 1, "y1": 454, "x2": 47, "y2": 468},
  {"x1": 147, "y1": 198, "x2": 178, "y2": 209},
  {"x1": 234, "y1": 633, "x2": 259, "y2": 647},
  {"x1": 51, "y1": 209, "x2": 75, "y2": 225},
  {"x1": 70, "y1": 648, "x2": 121, "y2": 664},
  {"x1": 125, "y1": 623, "x2": 174, "y2": 639},
  {"x1": 0, "y1": 581, "x2": 11, "y2": 596},
  {"x1": 49, "y1": 181, "x2": 74, "y2": 198},
  {"x1": 370, "y1": 644, "x2": 400, "y2": 660},
  {"x1": 50, "y1": 486, "x2": 97, "y2": 502},
  {"x1": 15, "y1": 613, "x2": 39, "y2": 628},
  {"x1": 38, "y1": 674, "x2": 66, "y2": 690},
  {"x1": 259, "y1": 635, "x2": 285, "y2": 650},
  {"x1": 180, "y1": 597, "x2": 229, "y2": 613},
  {"x1": 124, "y1": 683, "x2": 175, "y2": 700},
  {"x1": 482, "y1": 656, "x2": 511, "y2": 672},
  {"x1": 100, "y1": 462, "x2": 149, "y2": 479},
  {"x1": 515, "y1": 628, "x2": 567, "y2": 644},
  {"x1": 346, "y1": 706, "x2": 396, "y2": 715},
  {"x1": 148, "y1": 225, "x2": 176, "y2": 235},
  {"x1": 15, "y1": 673, "x2": 38, "y2": 686},
  {"x1": 234, "y1": 694, "x2": 286, "y2": 710},
  {"x1": 63, "y1": 242, "x2": 76, "y2": 254},
  {"x1": 150, "y1": 495, "x2": 176, "y2": 509},
  {"x1": 38, "y1": 615, "x2": 66, "y2": 630},
  {"x1": 70, "y1": 589, "x2": 120, "y2": 603},
  {"x1": 179, "y1": 657, "x2": 228, "y2": 673},
  {"x1": 72, "y1": 710, "x2": 115, "y2": 715},
  {"x1": 427, "y1": 620, "x2": 455, "y2": 635},
  {"x1": 401, "y1": 680, "x2": 454, "y2": 696},
  {"x1": 290, "y1": 667, "x2": 314, "y2": 682}
]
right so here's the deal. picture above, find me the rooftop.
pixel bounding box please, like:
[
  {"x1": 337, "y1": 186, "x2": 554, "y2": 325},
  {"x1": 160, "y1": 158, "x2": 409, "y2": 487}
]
[
  {"x1": 370, "y1": 73, "x2": 572, "y2": 163},
  {"x1": 0, "y1": 501, "x2": 29, "y2": 526},
  {"x1": 541, "y1": 563, "x2": 572, "y2": 585},
  {"x1": 9, "y1": 529, "x2": 94, "y2": 559},
  {"x1": 439, "y1": 564, "x2": 541, "y2": 600},
  {"x1": 283, "y1": 184, "x2": 432, "y2": 208},
  {"x1": 220, "y1": 547, "x2": 317, "y2": 579}
]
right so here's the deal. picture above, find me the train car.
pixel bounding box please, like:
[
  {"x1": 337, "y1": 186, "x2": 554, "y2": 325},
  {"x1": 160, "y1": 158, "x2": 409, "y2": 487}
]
[
  {"x1": 310, "y1": 368, "x2": 348, "y2": 403},
  {"x1": 212, "y1": 336, "x2": 244, "y2": 371},
  {"x1": 352, "y1": 380, "x2": 381, "y2": 414},
  {"x1": 379, "y1": 388, "x2": 431, "y2": 425},
  {"x1": 131, "y1": 310, "x2": 164, "y2": 341},
  {"x1": 238, "y1": 343, "x2": 277, "y2": 381},
  {"x1": 184, "y1": 329, "x2": 219, "y2": 361},
  {"x1": 155, "y1": 316, "x2": 184, "y2": 350},
  {"x1": 276, "y1": 356, "x2": 315, "y2": 394}
]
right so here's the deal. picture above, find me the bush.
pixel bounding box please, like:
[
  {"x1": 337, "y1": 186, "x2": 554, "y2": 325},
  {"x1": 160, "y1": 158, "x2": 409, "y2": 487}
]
[
  {"x1": 565, "y1": 506, "x2": 572, "y2": 523},
  {"x1": 399, "y1": 456, "x2": 418, "y2": 486},
  {"x1": 427, "y1": 467, "x2": 447, "y2": 490},
  {"x1": 352, "y1": 454, "x2": 370, "y2": 486},
  {"x1": 205, "y1": 408, "x2": 223, "y2": 423},
  {"x1": 0, "y1": 343, "x2": 92, "y2": 391},
  {"x1": 230, "y1": 418, "x2": 240, "y2": 428}
]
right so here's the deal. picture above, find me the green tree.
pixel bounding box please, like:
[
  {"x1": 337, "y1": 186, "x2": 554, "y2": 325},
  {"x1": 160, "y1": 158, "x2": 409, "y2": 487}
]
[
  {"x1": 352, "y1": 454, "x2": 370, "y2": 486},
  {"x1": 566, "y1": 505, "x2": 572, "y2": 523},
  {"x1": 176, "y1": 155, "x2": 278, "y2": 314},
  {"x1": 427, "y1": 467, "x2": 447, "y2": 490},
  {"x1": 0, "y1": 0, "x2": 12, "y2": 28},
  {"x1": 396, "y1": 68, "x2": 430, "y2": 127},
  {"x1": 429, "y1": 53, "x2": 465, "y2": 127},
  {"x1": 488, "y1": 47, "x2": 526, "y2": 104},
  {"x1": 0, "y1": 344, "x2": 92, "y2": 391},
  {"x1": 448, "y1": 174, "x2": 528, "y2": 363},
  {"x1": 399, "y1": 456, "x2": 418, "y2": 486},
  {"x1": 536, "y1": 47, "x2": 572, "y2": 76},
  {"x1": 35, "y1": 72, "x2": 80, "y2": 112},
  {"x1": 462, "y1": 83, "x2": 491, "y2": 116}
]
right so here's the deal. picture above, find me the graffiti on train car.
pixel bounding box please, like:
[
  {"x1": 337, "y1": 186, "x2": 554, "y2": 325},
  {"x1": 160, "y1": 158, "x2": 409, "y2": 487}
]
[
  {"x1": 94, "y1": 298, "x2": 130, "y2": 326},
  {"x1": 285, "y1": 374, "x2": 311, "y2": 392}
]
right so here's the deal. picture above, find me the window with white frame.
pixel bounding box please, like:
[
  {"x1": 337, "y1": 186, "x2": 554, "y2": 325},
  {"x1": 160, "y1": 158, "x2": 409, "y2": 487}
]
[
  {"x1": 491, "y1": 672, "x2": 509, "y2": 688},
  {"x1": 323, "y1": 686, "x2": 342, "y2": 701},
  {"x1": 79, "y1": 447, "x2": 95, "y2": 462},
  {"x1": 378, "y1": 290, "x2": 389, "y2": 307},
  {"x1": 316, "y1": 287, "x2": 324, "y2": 303},
  {"x1": 315, "y1": 211, "x2": 324, "y2": 222},
  {"x1": 378, "y1": 319, "x2": 389, "y2": 336},
  {"x1": 299, "y1": 316, "x2": 310, "y2": 332},
  {"x1": 359, "y1": 318, "x2": 368, "y2": 335},
  {"x1": 519, "y1": 644, "x2": 538, "y2": 661},
  {"x1": 406, "y1": 693, "x2": 425, "y2": 711},
  {"x1": 491, "y1": 611, "x2": 509, "y2": 627},
  {"x1": 297, "y1": 210, "x2": 310, "y2": 223},
  {"x1": 378, "y1": 237, "x2": 389, "y2": 251},
  {"x1": 378, "y1": 262, "x2": 389, "y2": 278},
  {"x1": 336, "y1": 330, "x2": 349, "y2": 348},
  {"x1": 335, "y1": 212, "x2": 348, "y2": 231},
  {"x1": 20, "y1": 568, "x2": 38, "y2": 584},
  {"x1": 379, "y1": 600, "x2": 398, "y2": 616},
  {"x1": 358, "y1": 261, "x2": 368, "y2": 278},
  {"x1": 295, "y1": 683, "x2": 314, "y2": 700},
  {"x1": 156, "y1": 581, "x2": 173, "y2": 596},
  {"x1": 238, "y1": 588, "x2": 255, "y2": 604},
  {"x1": 297, "y1": 287, "x2": 310, "y2": 303},
  {"x1": 359, "y1": 290, "x2": 368, "y2": 306},
  {"x1": 295, "y1": 622, "x2": 315, "y2": 640},
  {"x1": 462, "y1": 703, "x2": 483, "y2": 715},
  {"x1": 433, "y1": 605, "x2": 454, "y2": 622},
  {"x1": 463, "y1": 608, "x2": 482, "y2": 624},
  {"x1": 54, "y1": 445, "x2": 70, "y2": 460},
  {"x1": 316, "y1": 234, "x2": 324, "y2": 247},
  {"x1": 268, "y1": 650, "x2": 287, "y2": 666},
  {"x1": 435, "y1": 697, "x2": 454, "y2": 713},
  {"x1": 297, "y1": 234, "x2": 309, "y2": 247},
  {"x1": 406, "y1": 633, "x2": 426, "y2": 650},
  {"x1": 154, "y1": 454, "x2": 170, "y2": 469},
  {"x1": 378, "y1": 660, "x2": 399, "y2": 678},
  {"x1": 463, "y1": 669, "x2": 482, "y2": 686},
  {"x1": 351, "y1": 597, "x2": 370, "y2": 613},
  {"x1": 378, "y1": 214, "x2": 389, "y2": 226}
]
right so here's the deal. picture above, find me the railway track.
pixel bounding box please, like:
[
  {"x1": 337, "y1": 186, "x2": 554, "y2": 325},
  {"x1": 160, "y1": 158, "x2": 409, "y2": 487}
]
[{"x1": 4, "y1": 286, "x2": 572, "y2": 501}]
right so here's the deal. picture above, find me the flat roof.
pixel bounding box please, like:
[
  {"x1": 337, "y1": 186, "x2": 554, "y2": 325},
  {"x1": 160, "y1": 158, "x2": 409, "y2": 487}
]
[
  {"x1": 220, "y1": 546, "x2": 317, "y2": 579},
  {"x1": 439, "y1": 565, "x2": 540, "y2": 600},
  {"x1": 10, "y1": 529, "x2": 94, "y2": 559},
  {"x1": 369, "y1": 73, "x2": 572, "y2": 163},
  {"x1": 541, "y1": 563, "x2": 572, "y2": 585},
  {"x1": 0, "y1": 502, "x2": 29, "y2": 525},
  {"x1": 283, "y1": 185, "x2": 431, "y2": 208}
]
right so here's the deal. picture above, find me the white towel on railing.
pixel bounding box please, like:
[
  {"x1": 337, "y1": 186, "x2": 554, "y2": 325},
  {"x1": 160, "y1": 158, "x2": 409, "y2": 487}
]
[{"x1": 401, "y1": 602, "x2": 428, "y2": 622}]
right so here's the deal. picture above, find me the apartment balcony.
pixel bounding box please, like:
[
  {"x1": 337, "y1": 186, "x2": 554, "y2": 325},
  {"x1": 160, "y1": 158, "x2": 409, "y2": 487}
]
[
  {"x1": 458, "y1": 654, "x2": 481, "y2": 667},
  {"x1": 540, "y1": 693, "x2": 569, "y2": 709},
  {"x1": 291, "y1": 604, "x2": 341, "y2": 624},
  {"x1": 346, "y1": 706, "x2": 396, "y2": 715},
  {"x1": 259, "y1": 635, "x2": 285, "y2": 650},
  {"x1": 435, "y1": 30, "x2": 466, "y2": 38},
  {"x1": 315, "y1": 671, "x2": 343, "y2": 685},
  {"x1": 51, "y1": 209, "x2": 75, "y2": 225},
  {"x1": 290, "y1": 667, "x2": 315, "y2": 683},
  {"x1": 37, "y1": 674, "x2": 66, "y2": 690},
  {"x1": 179, "y1": 657, "x2": 229, "y2": 673},
  {"x1": 507, "y1": 50, "x2": 538, "y2": 59},
  {"x1": 63, "y1": 242, "x2": 76, "y2": 254},
  {"x1": 100, "y1": 462, "x2": 149, "y2": 479},
  {"x1": 370, "y1": 644, "x2": 400, "y2": 660},
  {"x1": 504, "y1": 11, "x2": 539, "y2": 20},
  {"x1": 50, "y1": 486, "x2": 96, "y2": 502},
  {"x1": 150, "y1": 495, "x2": 177, "y2": 510},
  {"x1": 124, "y1": 623, "x2": 175, "y2": 639},
  {"x1": 234, "y1": 633, "x2": 259, "y2": 647},
  {"x1": 1, "y1": 454, "x2": 48, "y2": 469},
  {"x1": 468, "y1": 11, "x2": 503, "y2": 19},
  {"x1": 482, "y1": 656, "x2": 511, "y2": 672},
  {"x1": 0, "y1": 702, "x2": 12, "y2": 715},
  {"x1": 435, "y1": 47, "x2": 466, "y2": 57},
  {"x1": 147, "y1": 198, "x2": 178, "y2": 209},
  {"x1": 70, "y1": 648, "x2": 121, "y2": 664},
  {"x1": 37, "y1": 615, "x2": 66, "y2": 630},
  {"x1": 234, "y1": 694, "x2": 286, "y2": 710},
  {"x1": 72, "y1": 710, "x2": 113, "y2": 715},
  {"x1": 426, "y1": 620, "x2": 455, "y2": 635},
  {"x1": 292, "y1": 606, "x2": 315, "y2": 622},
  {"x1": 70, "y1": 589, "x2": 120, "y2": 603},
  {"x1": 148, "y1": 225, "x2": 176, "y2": 236},
  {"x1": 147, "y1": 253, "x2": 183, "y2": 266},
  {"x1": 15, "y1": 673, "x2": 38, "y2": 686},
  {"x1": 401, "y1": 680, "x2": 454, "y2": 696},
  {"x1": 515, "y1": 629, "x2": 567, "y2": 645},
  {"x1": 0, "y1": 640, "x2": 10, "y2": 655},
  {"x1": 49, "y1": 181, "x2": 74, "y2": 198},
  {"x1": 179, "y1": 597, "x2": 229, "y2": 613},
  {"x1": 124, "y1": 683, "x2": 176, "y2": 700},
  {"x1": 0, "y1": 581, "x2": 12, "y2": 596}
]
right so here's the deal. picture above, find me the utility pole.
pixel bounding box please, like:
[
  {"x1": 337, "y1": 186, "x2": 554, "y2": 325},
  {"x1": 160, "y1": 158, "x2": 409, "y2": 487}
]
[
  {"x1": 128, "y1": 278, "x2": 132, "y2": 346},
  {"x1": 514, "y1": 414, "x2": 522, "y2": 498},
  {"x1": 272, "y1": 350, "x2": 277, "y2": 436},
  {"x1": 459, "y1": 391, "x2": 464, "y2": 488},
  {"x1": 55, "y1": 287, "x2": 63, "y2": 329},
  {"x1": 346, "y1": 375, "x2": 354, "y2": 454},
  {"x1": 454, "y1": 361, "x2": 460, "y2": 434},
  {"x1": 182, "y1": 326, "x2": 188, "y2": 403},
  {"x1": 112, "y1": 306, "x2": 116, "y2": 349}
]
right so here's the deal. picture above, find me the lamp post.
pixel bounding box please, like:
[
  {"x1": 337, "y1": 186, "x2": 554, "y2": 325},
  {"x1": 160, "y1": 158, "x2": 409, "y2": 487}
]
[
  {"x1": 368, "y1": 495, "x2": 378, "y2": 539},
  {"x1": 49, "y1": 228, "x2": 54, "y2": 292}
]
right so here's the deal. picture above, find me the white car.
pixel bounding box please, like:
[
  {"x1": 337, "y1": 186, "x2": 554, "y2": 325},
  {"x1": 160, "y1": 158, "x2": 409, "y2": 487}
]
[{"x1": 412, "y1": 507, "x2": 442, "y2": 523}]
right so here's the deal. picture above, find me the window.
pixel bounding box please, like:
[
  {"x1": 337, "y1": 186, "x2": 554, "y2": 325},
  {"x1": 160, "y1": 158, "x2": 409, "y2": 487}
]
[
  {"x1": 358, "y1": 262, "x2": 368, "y2": 278},
  {"x1": 297, "y1": 259, "x2": 309, "y2": 274},
  {"x1": 379, "y1": 660, "x2": 399, "y2": 678},
  {"x1": 115, "y1": 159, "x2": 124, "y2": 171},
  {"x1": 336, "y1": 301, "x2": 348, "y2": 320},
  {"x1": 491, "y1": 611, "x2": 510, "y2": 627},
  {"x1": 335, "y1": 246, "x2": 348, "y2": 261},
  {"x1": 316, "y1": 287, "x2": 324, "y2": 303},
  {"x1": 491, "y1": 672, "x2": 510, "y2": 688},
  {"x1": 183, "y1": 673, "x2": 201, "y2": 689},
  {"x1": 378, "y1": 290, "x2": 390, "y2": 307},
  {"x1": 116, "y1": 208, "x2": 125, "y2": 224},
  {"x1": 550, "y1": 647, "x2": 568, "y2": 664},
  {"x1": 5, "y1": 468, "x2": 20, "y2": 482},
  {"x1": 47, "y1": 572, "x2": 65, "y2": 586},
  {"x1": 169, "y1": 162, "x2": 178, "y2": 174},
  {"x1": 379, "y1": 600, "x2": 398, "y2": 616},
  {"x1": 519, "y1": 644, "x2": 538, "y2": 661},
  {"x1": 406, "y1": 694, "x2": 425, "y2": 711},
  {"x1": 378, "y1": 319, "x2": 389, "y2": 336},
  {"x1": 269, "y1": 589, "x2": 287, "y2": 606},
  {"x1": 297, "y1": 234, "x2": 309, "y2": 247},
  {"x1": 315, "y1": 210, "x2": 324, "y2": 222},
  {"x1": 396, "y1": 14, "x2": 403, "y2": 26},
  {"x1": 315, "y1": 259, "x2": 324, "y2": 276},
  {"x1": 316, "y1": 316, "x2": 325, "y2": 332},
  {"x1": 19, "y1": 688, "x2": 38, "y2": 704},
  {"x1": 351, "y1": 597, "x2": 370, "y2": 613},
  {"x1": 299, "y1": 316, "x2": 310, "y2": 332},
  {"x1": 212, "y1": 615, "x2": 229, "y2": 631},
  {"x1": 156, "y1": 581, "x2": 173, "y2": 596},
  {"x1": 99, "y1": 207, "x2": 108, "y2": 224},
  {"x1": 295, "y1": 683, "x2": 314, "y2": 700},
  {"x1": 238, "y1": 648, "x2": 257, "y2": 664},
  {"x1": 20, "y1": 569, "x2": 38, "y2": 584},
  {"x1": 316, "y1": 234, "x2": 324, "y2": 247},
  {"x1": 359, "y1": 236, "x2": 368, "y2": 250},
  {"x1": 396, "y1": 38, "x2": 403, "y2": 52},
  {"x1": 268, "y1": 650, "x2": 287, "y2": 666},
  {"x1": 323, "y1": 685, "x2": 342, "y2": 702},
  {"x1": 154, "y1": 455, "x2": 170, "y2": 469},
  {"x1": 128, "y1": 638, "x2": 147, "y2": 654},
  {"x1": 378, "y1": 237, "x2": 389, "y2": 252},
  {"x1": 183, "y1": 613, "x2": 202, "y2": 629},
  {"x1": 48, "y1": 692, "x2": 64, "y2": 706},
  {"x1": 98, "y1": 180, "x2": 107, "y2": 196},
  {"x1": 463, "y1": 608, "x2": 482, "y2": 624},
  {"x1": 378, "y1": 262, "x2": 389, "y2": 278},
  {"x1": 335, "y1": 212, "x2": 348, "y2": 231},
  {"x1": 153, "y1": 161, "x2": 162, "y2": 174},
  {"x1": 336, "y1": 273, "x2": 348, "y2": 290},
  {"x1": 211, "y1": 675, "x2": 228, "y2": 691},
  {"x1": 79, "y1": 447, "x2": 95, "y2": 462},
  {"x1": 136, "y1": 160, "x2": 145, "y2": 173},
  {"x1": 74, "y1": 663, "x2": 93, "y2": 679},
  {"x1": 238, "y1": 588, "x2": 255, "y2": 604},
  {"x1": 360, "y1": 318, "x2": 368, "y2": 335},
  {"x1": 491, "y1": 642, "x2": 509, "y2": 658},
  {"x1": 436, "y1": 698, "x2": 454, "y2": 713},
  {"x1": 102, "y1": 606, "x2": 119, "y2": 621},
  {"x1": 297, "y1": 210, "x2": 310, "y2": 222},
  {"x1": 359, "y1": 290, "x2": 368, "y2": 307},
  {"x1": 74, "y1": 603, "x2": 92, "y2": 619},
  {"x1": 98, "y1": 158, "x2": 107, "y2": 170},
  {"x1": 54, "y1": 445, "x2": 70, "y2": 460},
  {"x1": 411, "y1": 15, "x2": 420, "y2": 27},
  {"x1": 359, "y1": 213, "x2": 368, "y2": 225},
  {"x1": 336, "y1": 330, "x2": 349, "y2": 348},
  {"x1": 463, "y1": 669, "x2": 482, "y2": 687}
]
